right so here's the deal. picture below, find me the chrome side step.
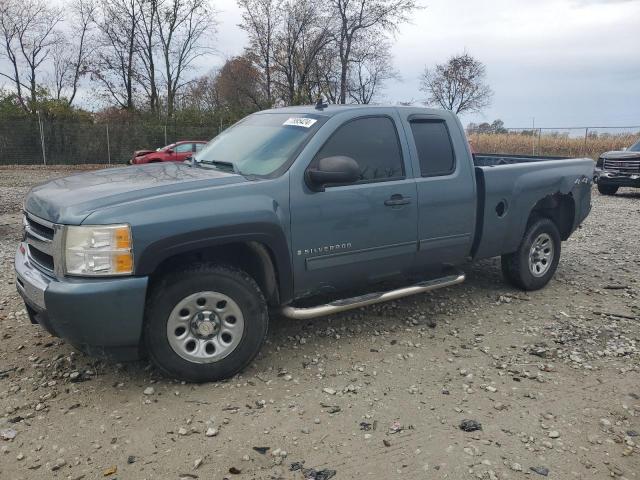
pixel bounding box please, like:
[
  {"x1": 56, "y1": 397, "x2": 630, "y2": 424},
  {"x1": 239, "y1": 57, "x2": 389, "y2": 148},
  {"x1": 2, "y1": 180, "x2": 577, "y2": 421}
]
[{"x1": 280, "y1": 272, "x2": 465, "y2": 320}]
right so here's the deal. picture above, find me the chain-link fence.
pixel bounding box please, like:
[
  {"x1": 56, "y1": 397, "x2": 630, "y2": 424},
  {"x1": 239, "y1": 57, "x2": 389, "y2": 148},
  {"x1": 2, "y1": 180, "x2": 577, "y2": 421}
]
[
  {"x1": 471, "y1": 126, "x2": 640, "y2": 160},
  {"x1": 1, "y1": 118, "x2": 639, "y2": 165},
  {"x1": 0, "y1": 118, "x2": 224, "y2": 165}
]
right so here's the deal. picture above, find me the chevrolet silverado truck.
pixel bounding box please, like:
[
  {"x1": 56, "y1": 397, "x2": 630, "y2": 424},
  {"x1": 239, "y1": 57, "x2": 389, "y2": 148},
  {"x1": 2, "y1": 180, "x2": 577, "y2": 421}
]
[
  {"x1": 594, "y1": 138, "x2": 640, "y2": 195},
  {"x1": 15, "y1": 105, "x2": 594, "y2": 382}
]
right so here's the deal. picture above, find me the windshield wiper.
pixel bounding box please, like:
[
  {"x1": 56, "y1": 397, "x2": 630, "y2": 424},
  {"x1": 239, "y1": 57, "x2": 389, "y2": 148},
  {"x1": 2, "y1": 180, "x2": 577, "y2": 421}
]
[
  {"x1": 195, "y1": 159, "x2": 261, "y2": 180},
  {"x1": 198, "y1": 159, "x2": 240, "y2": 174}
]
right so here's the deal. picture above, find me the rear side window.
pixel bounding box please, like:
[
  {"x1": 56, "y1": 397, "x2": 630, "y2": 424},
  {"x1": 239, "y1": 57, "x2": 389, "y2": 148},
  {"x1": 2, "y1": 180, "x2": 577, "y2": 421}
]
[
  {"x1": 314, "y1": 116, "x2": 404, "y2": 182},
  {"x1": 410, "y1": 121, "x2": 455, "y2": 177}
]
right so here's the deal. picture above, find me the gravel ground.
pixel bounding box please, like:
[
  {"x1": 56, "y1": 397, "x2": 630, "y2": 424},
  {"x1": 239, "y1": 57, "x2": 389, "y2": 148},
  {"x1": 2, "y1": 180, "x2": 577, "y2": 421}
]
[{"x1": 0, "y1": 166, "x2": 639, "y2": 480}]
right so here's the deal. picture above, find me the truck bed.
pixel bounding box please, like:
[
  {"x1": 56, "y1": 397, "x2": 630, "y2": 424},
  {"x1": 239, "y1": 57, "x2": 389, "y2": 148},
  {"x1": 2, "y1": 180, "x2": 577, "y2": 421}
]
[{"x1": 471, "y1": 155, "x2": 594, "y2": 260}]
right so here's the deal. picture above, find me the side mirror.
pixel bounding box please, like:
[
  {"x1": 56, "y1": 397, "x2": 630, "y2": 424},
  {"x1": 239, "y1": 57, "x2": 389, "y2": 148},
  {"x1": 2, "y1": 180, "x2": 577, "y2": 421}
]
[
  {"x1": 166, "y1": 148, "x2": 174, "y2": 154},
  {"x1": 306, "y1": 156, "x2": 360, "y2": 191}
]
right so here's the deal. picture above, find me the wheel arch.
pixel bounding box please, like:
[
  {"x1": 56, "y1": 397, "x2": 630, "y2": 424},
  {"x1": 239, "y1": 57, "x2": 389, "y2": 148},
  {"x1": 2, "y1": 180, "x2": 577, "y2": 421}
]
[
  {"x1": 138, "y1": 228, "x2": 293, "y2": 306},
  {"x1": 527, "y1": 192, "x2": 576, "y2": 240}
]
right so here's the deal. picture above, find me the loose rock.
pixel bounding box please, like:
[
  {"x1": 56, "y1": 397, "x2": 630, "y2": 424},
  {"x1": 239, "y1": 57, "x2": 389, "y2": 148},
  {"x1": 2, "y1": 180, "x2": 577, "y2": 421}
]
[{"x1": 459, "y1": 419, "x2": 482, "y2": 432}]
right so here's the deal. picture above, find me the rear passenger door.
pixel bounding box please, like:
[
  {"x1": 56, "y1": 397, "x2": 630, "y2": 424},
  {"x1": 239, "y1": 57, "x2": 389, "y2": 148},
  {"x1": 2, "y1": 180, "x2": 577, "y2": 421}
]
[{"x1": 402, "y1": 114, "x2": 476, "y2": 268}]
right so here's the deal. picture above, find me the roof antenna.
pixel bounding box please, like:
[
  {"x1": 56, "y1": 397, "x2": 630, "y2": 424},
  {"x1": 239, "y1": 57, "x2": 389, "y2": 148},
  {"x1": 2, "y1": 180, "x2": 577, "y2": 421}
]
[{"x1": 315, "y1": 96, "x2": 328, "y2": 110}]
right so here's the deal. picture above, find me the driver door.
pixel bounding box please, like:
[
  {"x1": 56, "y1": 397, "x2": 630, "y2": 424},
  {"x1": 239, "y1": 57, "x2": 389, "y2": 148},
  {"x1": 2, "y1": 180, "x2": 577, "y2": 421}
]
[
  {"x1": 173, "y1": 143, "x2": 193, "y2": 162},
  {"x1": 289, "y1": 113, "x2": 418, "y2": 297}
]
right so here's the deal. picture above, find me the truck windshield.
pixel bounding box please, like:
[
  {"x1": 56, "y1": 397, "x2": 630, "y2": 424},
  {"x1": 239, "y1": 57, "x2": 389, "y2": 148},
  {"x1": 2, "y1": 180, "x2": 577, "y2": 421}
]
[
  {"x1": 195, "y1": 113, "x2": 325, "y2": 176},
  {"x1": 629, "y1": 139, "x2": 640, "y2": 152}
]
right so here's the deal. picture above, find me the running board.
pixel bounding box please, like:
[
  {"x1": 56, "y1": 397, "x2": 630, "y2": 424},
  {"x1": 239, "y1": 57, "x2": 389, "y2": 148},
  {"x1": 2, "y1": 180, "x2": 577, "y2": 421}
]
[{"x1": 280, "y1": 272, "x2": 465, "y2": 320}]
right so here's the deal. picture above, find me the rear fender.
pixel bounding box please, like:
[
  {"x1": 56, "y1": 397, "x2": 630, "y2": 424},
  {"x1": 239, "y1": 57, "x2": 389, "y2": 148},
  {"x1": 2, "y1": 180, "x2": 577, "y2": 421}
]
[{"x1": 473, "y1": 162, "x2": 592, "y2": 259}]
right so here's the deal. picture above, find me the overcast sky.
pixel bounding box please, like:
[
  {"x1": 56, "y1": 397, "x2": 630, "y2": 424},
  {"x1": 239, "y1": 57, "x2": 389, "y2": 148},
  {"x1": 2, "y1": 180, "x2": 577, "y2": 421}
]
[
  {"x1": 212, "y1": 0, "x2": 640, "y2": 128},
  {"x1": 4, "y1": 0, "x2": 640, "y2": 128}
]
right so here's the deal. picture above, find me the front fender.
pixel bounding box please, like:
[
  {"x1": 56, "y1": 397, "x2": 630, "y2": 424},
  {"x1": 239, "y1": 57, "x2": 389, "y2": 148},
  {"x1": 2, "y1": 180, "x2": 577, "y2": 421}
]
[
  {"x1": 136, "y1": 222, "x2": 294, "y2": 303},
  {"x1": 82, "y1": 176, "x2": 294, "y2": 303}
]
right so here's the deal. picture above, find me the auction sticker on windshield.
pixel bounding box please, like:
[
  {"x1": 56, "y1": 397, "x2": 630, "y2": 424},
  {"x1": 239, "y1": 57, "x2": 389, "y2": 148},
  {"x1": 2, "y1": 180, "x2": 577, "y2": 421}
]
[{"x1": 283, "y1": 117, "x2": 317, "y2": 128}]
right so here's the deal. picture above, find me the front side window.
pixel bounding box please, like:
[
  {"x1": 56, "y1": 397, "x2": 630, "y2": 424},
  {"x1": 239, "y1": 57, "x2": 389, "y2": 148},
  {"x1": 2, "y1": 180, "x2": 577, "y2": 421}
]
[
  {"x1": 174, "y1": 143, "x2": 193, "y2": 153},
  {"x1": 313, "y1": 116, "x2": 404, "y2": 182},
  {"x1": 410, "y1": 120, "x2": 456, "y2": 177},
  {"x1": 195, "y1": 113, "x2": 325, "y2": 176}
]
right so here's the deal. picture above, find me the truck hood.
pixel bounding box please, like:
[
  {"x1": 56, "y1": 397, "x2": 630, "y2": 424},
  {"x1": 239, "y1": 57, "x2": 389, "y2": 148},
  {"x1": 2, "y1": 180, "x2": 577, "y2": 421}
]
[
  {"x1": 25, "y1": 162, "x2": 246, "y2": 224},
  {"x1": 601, "y1": 150, "x2": 640, "y2": 160}
]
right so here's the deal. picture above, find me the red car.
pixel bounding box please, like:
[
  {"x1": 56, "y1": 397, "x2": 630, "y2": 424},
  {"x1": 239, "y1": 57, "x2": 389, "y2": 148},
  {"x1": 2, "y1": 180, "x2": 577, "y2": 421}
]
[{"x1": 129, "y1": 141, "x2": 208, "y2": 165}]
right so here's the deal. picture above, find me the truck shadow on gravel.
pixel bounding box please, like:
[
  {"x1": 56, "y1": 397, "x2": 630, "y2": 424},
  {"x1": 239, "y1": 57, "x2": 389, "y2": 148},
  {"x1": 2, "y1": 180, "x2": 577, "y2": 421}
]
[
  {"x1": 613, "y1": 191, "x2": 640, "y2": 199},
  {"x1": 38, "y1": 258, "x2": 515, "y2": 386}
]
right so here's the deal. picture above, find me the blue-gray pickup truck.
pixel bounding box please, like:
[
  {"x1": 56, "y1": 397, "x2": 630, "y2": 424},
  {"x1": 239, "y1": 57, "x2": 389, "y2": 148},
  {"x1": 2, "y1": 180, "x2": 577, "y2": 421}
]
[{"x1": 15, "y1": 105, "x2": 594, "y2": 382}]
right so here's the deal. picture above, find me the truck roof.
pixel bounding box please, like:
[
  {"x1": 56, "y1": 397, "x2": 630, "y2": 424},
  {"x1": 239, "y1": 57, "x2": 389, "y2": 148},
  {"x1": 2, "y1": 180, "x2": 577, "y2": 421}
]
[{"x1": 258, "y1": 104, "x2": 452, "y2": 118}]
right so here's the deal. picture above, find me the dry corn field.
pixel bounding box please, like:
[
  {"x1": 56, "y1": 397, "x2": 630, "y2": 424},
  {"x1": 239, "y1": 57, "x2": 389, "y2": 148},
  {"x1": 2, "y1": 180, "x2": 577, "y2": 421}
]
[{"x1": 472, "y1": 132, "x2": 640, "y2": 159}]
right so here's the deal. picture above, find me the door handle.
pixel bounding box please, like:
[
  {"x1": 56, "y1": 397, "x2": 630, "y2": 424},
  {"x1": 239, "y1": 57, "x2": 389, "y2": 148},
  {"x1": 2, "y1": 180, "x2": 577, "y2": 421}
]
[{"x1": 384, "y1": 194, "x2": 411, "y2": 206}]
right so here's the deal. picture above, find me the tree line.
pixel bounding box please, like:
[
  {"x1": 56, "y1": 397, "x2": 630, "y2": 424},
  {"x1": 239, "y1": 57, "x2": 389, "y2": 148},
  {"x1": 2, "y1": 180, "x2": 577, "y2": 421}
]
[
  {"x1": 1, "y1": 0, "x2": 493, "y2": 127},
  {"x1": 0, "y1": 0, "x2": 214, "y2": 121}
]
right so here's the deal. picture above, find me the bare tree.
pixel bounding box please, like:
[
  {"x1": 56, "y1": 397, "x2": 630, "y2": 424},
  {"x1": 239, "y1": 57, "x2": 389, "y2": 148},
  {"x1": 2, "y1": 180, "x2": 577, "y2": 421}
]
[
  {"x1": 94, "y1": 0, "x2": 141, "y2": 110},
  {"x1": 420, "y1": 53, "x2": 493, "y2": 115},
  {"x1": 0, "y1": 1, "x2": 25, "y2": 110},
  {"x1": 0, "y1": 0, "x2": 63, "y2": 112},
  {"x1": 136, "y1": 0, "x2": 160, "y2": 114},
  {"x1": 348, "y1": 37, "x2": 397, "y2": 104},
  {"x1": 52, "y1": 35, "x2": 72, "y2": 101},
  {"x1": 179, "y1": 70, "x2": 220, "y2": 113},
  {"x1": 155, "y1": 0, "x2": 215, "y2": 117},
  {"x1": 329, "y1": 0, "x2": 417, "y2": 104},
  {"x1": 272, "y1": 0, "x2": 331, "y2": 105},
  {"x1": 310, "y1": 44, "x2": 341, "y2": 103},
  {"x1": 51, "y1": 0, "x2": 97, "y2": 106},
  {"x1": 237, "y1": 0, "x2": 282, "y2": 106}
]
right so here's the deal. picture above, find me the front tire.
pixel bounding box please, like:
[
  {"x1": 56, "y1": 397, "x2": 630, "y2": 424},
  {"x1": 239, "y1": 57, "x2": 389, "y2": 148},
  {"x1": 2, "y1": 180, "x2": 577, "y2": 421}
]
[
  {"x1": 597, "y1": 184, "x2": 618, "y2": 196},
  {"x1": 144, "y1": 264, "x2": 268, "y2": 382},
  {"x1": 501, "y1": 218, "x2": 561, "y2": 291}
]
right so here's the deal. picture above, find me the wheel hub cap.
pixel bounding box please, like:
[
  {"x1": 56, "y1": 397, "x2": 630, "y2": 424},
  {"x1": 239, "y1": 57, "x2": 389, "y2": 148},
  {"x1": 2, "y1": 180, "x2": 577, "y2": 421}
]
[
  {"x1": 529, "y1": 233, "x2": 554, "y2": 277},
  {"x1": 192, "y1": 311, "x2": 220, "y2": 338},
  {"x1": 166, "y1": 291, "x2": 245, "y2": 364}
]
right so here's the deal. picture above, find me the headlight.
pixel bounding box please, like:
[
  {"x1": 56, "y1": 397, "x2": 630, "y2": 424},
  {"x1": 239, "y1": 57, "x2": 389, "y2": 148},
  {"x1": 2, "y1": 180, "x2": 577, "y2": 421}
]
[
  {"x1": 64, "y1": 224, "x2": 133, "y2": 276},
  {"x1": 596, "y1": 157, "x2": 604, "y2": 168}
]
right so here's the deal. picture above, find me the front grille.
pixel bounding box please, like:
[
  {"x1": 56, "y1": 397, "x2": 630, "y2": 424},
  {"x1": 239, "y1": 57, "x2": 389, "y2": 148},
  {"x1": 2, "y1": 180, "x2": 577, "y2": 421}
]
[
  {"x1": 23, "y1": 213, "x2": 56, "y2": 275},
  {"x1": 603, "y1": 158, "x2": 640, "y2": 174},
  {"x1": 28, "y1": 245, "x2": 54, "y2": 271},
  {"x1": 24, "y1": 215, "x2": 54, "y2": 240}
]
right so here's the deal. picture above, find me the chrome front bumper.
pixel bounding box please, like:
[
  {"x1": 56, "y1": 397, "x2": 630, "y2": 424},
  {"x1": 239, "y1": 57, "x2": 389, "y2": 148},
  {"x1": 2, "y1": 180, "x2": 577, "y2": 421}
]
[
  {"x1": 15, "y1": 240, "x2": 150, "y2": 359},
  {"x1": 594, "y1": 169, "x2": 640, "y2": 186},
  {"x1": 15, "y1": 242, "x2": 52, "y2": 311}
]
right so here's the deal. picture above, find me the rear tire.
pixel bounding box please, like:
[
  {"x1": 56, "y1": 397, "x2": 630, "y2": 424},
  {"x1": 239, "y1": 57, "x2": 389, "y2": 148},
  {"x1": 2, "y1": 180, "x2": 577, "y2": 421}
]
[
  {"x1": 501, "y1": 218, "x2": 561, "y2": 291},
  {"x1": 144, "y1": 264, "x2": 268, "y2": 382},
  {"x1": 597, "y1": 184, "x2": 618, "y2": 196}
]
